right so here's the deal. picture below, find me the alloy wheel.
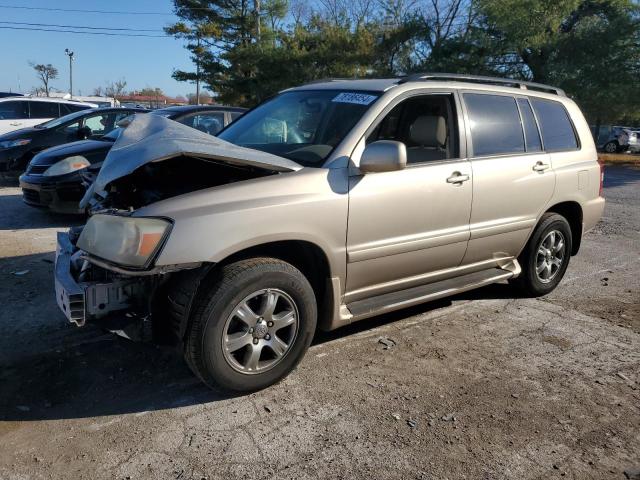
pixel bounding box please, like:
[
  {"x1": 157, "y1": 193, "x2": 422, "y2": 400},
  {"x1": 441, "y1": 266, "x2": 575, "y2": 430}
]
[
  {"x1": 535, "y1": 230, "x2": 566, "y2": 283},
  {"x1": 221, "y1": 289, "x2": 299, "y2": 374}
]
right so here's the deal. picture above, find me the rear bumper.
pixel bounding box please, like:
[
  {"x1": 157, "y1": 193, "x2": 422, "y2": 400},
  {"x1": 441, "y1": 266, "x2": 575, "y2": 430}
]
[
  {"x1": 583, "y1": 196, "x2": 606, "y2": 234},
  {"x1": 20, "y1": 172, "x2": 85, "y2": 214}
]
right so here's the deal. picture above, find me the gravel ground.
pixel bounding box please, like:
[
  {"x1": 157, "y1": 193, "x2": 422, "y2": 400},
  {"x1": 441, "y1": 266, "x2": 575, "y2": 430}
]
[{"x1": 0, "y1": 166, "x2": 638, "y2": 480}]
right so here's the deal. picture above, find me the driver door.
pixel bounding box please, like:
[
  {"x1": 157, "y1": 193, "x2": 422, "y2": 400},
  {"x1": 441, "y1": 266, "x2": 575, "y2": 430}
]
[{"x1": 345, "y1": 92, "x2": 472, "y2": 303}]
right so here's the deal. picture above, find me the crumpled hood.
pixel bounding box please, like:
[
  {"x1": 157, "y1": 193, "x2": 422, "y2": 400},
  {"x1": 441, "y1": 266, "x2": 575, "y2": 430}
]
[{"x1": 91, "y1": 113, "x2": 302, "y2": 196}]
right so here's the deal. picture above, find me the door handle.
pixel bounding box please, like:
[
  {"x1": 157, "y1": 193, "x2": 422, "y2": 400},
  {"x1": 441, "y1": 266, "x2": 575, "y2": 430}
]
[
  {"x1": 532, "y1": 161, "x2": 550, "y2": 172},
  {"x1": 9, "y1": 122, "x2": 21, "y2": 126},
  {"x1": 446, "y1": 172, "x2": 470, "y2": 184}
]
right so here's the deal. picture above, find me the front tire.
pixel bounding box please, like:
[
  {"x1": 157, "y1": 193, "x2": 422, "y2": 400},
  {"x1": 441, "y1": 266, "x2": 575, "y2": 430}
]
[
  {"x1": 515, "y1": 213, "x2": 573, "y2": 297},
  {"x1": 184, "y1": 258, "x2": 317, "y2": 393}
]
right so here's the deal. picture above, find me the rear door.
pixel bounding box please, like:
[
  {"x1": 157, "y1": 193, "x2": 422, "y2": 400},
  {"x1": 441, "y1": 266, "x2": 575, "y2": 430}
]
[
  {"x1": 460, "y1": 92, "x2": 555, "y2": 265},
  {"x1": 27, "y1": 101, "x2": 61, "y2": 128},
  {"x1": 0, "y1": 100, "x2": 30, "y2": 134}
]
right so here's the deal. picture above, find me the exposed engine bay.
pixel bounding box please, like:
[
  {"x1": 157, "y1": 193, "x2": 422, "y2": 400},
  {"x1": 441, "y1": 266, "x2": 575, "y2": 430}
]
[{"x1": 86, "y1": 155, "x2": 278, "y2": 211}]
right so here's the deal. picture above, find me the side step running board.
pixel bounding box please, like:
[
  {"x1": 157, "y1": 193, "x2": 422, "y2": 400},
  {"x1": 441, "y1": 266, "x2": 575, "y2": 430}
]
[{"x1": 347, "y1": 267, "x2": 515, "y2": 322}]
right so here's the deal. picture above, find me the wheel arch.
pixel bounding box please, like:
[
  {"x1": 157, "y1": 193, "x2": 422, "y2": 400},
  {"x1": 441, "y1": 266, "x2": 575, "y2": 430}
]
[
  {"x1": 164, "y1": 239, "x2": 335, "y2": 343},
  {"x1": 544, "y1": 201, "x2": 583, "y2": 255}
]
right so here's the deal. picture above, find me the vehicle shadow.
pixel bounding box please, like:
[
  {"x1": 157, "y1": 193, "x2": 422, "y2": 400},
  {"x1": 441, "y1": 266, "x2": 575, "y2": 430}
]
[
  {"x1": 0, "y1": 193, "x2": 83, "y2": 230},
  {"x1": 1, "y1": 302, "x2": 457, "y2": 422},
  {"x1": 0, "y1": 249, "x2": 521, "y2": 423}
]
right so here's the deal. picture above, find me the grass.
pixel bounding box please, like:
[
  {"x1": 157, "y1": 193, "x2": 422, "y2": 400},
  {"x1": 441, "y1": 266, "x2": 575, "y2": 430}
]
[{"x1": 598, "y1": 152, "x2": 640, "y2": 166}]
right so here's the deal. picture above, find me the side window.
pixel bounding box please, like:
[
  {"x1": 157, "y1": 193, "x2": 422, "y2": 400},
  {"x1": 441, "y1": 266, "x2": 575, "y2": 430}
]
[
  {"x1": 464, "y1": 93, "x2": 524, "y2": 157},
  {"x1": 517, "y1": 98, "x2": 542, "y2": 152},
  {"x1": 367, "y1": 94, "x2": 458, "y2": 164},
  {"x1": 60, "y1": 103, "x2": 90, "y2": 115},
  {"x1": 230, "y1": 111, "x2": 244, "y2": 121},
  {"x1": 60, "y1": 120, "x2": 81, "y2": 135},
  {"x1": 0, "y1": 101, "x2": 29, "y2": 119},
  {"x1": 179, "y1": 112, "x2": 225, "y2": 136},
  {"x1": 530, "y1": 99, "x2": 578, "y2": 151},
  {"x1": 29, "y1": 102, "x2": 60, "y2": 119},
  {"x1": 84, "y1": 113, "x2": 115, "y2": 135}
]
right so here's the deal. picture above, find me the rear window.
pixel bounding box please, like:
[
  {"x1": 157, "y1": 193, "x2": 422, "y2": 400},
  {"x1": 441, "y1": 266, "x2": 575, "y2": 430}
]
[
  {"x1": 530, "y1": 99, "x2": 578, "y2": 151},
  {"x1": 464, "y1": 93, "x2": 525, "y2": 157},
  {"x1": 60, "y1": 103, "x2": 91, "y2": 115},
  {"x1": 29, "y1": 101, "x2": 60, "y2": 119}
]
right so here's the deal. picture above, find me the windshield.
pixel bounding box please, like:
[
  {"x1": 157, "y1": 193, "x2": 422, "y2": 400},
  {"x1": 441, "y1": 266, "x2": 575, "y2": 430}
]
[
  {"x1": 150, "y1": 109, "x2": 176, "y2": 118},
  {"x1": 218, "y1": 90, "x2": 380, "y2": 166},
  {"x1": 36, "y1": 109, "x2": 90, "y2": 129}
]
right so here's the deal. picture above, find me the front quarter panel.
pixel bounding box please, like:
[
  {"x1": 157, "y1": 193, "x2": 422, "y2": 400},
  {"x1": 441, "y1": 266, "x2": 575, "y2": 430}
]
[{"x1": 135, "y1": 167, "x2": 349, "y2": 283}]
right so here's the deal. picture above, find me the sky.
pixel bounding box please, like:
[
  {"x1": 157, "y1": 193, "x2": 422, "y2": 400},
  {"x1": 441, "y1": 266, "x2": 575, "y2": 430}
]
[{"x1": 0, "y1": 1, "x2": 195, "y2": 97}]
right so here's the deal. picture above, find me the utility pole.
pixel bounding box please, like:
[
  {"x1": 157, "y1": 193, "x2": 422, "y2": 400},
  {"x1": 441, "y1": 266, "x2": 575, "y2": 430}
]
[
  {"x1": 64, "y1": 49, "x2": 74, "y2": 99},
  {"x1": 196, "y1": 34, "x2": 200, "y2": 105}
]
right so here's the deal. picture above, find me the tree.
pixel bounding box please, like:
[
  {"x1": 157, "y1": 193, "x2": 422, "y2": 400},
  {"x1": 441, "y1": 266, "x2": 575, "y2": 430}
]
[
  {"x1": 105, "y1": 78, "x2": 127, "y2": 101},
  {"x1": 30, "y1": 63, "x2": 58, "y2": 97},
  {"x1": 476, "y1": 0, "x2": 640, "y2": 122},
  {"x1": 165, "y1": 0, "x2": 640, "y2": 123},
  {"x1": 187, "y1": 91, "x2": 212, "y2": 104},
  {"x1": 92, "y1": 86, "x2": 103, "y2": 96}
]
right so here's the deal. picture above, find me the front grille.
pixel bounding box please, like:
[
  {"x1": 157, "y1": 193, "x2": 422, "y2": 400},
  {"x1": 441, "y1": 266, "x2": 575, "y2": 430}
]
[
  {"x1": 57, "y1": 185, "x2": 84, "y2": 202},
  {"x1": 27, "y1": 164, "x2": 48, "y2": 175},
  {"x1": 22, "y1": 188, "x2": 40, "y2": 204}
]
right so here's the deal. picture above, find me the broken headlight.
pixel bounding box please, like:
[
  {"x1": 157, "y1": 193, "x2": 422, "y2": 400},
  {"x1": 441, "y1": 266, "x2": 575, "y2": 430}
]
[{"x1": 77, "y1": 214, "x2": 171, "y2": 268}]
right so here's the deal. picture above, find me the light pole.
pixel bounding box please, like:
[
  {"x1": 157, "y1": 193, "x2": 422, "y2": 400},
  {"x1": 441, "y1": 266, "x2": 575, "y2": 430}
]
[{"x1": 64, "y1": 49, "x2": 74, "y2": 99}]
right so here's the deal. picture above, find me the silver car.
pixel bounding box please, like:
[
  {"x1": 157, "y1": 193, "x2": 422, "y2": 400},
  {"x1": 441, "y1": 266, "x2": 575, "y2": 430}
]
[{"x1": 54, "y1": 74, "x2": 605, "y2": 392}]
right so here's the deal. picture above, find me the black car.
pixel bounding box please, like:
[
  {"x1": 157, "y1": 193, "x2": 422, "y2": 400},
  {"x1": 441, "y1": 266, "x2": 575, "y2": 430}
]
[
  {"x1": 0, "y1": 92, "x2": 24, "y2": 98},
  {"x1": 19, "y1": 105, "x2": 247, "y2": 214},
  {"x1": 0, "y1": 107, "x2": 148, "y2": 174}
]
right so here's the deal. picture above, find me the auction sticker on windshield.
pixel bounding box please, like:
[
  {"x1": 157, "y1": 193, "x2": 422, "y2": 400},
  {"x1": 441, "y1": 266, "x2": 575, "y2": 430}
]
[{"x1": 332, "y1": 92, "x2": 378, "y2": 105}]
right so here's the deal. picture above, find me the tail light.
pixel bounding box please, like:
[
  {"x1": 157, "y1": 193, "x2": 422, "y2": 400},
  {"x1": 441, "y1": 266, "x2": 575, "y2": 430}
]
[{"x1": 598, "y1": 159, "x2": 605, "y2": 197}]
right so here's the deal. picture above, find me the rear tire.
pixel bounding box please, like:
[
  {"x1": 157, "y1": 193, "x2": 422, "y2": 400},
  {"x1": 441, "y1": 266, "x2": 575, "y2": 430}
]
[
  {"x1": 515, "y1": 213, "x2": 573, "y2": 297},
  {"x1": 184, "y1": 258, "x2": 317, "y2": 393},
  {"x1": 603, "y1": 141, "x2": 618, "y2": 153}
]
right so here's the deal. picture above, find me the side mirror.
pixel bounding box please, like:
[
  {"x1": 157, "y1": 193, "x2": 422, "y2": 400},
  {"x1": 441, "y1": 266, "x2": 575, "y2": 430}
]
[
  {"x1": 77, "y1": 126, "x2": 92, "y2": 139},
  {"x1": 359, "y1": 140, "x2": 407, "y2": 173}
]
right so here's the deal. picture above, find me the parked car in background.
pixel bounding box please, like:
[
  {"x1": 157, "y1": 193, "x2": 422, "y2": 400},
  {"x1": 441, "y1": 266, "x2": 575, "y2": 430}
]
[
  {"x1": 591, "y1": 125, "x2": 639, "y2": 153},
  {"x1": 627, "y1": 129, "x2": 640, "y2": 153},
  {"x1": 19, "y1": 105, "x2": 246, "y2": 214},
  {"x1": 0, "y1": 97, "x2": 96, "y2": 135},
  {"x1": 149, "y1": 105, "x2": 247, "y2": 136},
  {"x1": 54, "y1": 74, "x2": 604, "y2": 392},
  {"x1": 0, "y1": 92, "x2": 24, "y2": 98},
  {"x1": 1, "y1": 107, "x2": 147, "y2": 174}
]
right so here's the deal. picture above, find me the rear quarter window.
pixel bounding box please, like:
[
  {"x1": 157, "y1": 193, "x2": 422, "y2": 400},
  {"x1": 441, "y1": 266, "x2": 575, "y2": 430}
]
[
  {"x1": 60, "y1": 103, "x2": 91, "y2": 115},
  {"x1": 530, "y1": 99, "x2": 578, "y2": 151},
  {"x1": 463, "y1": 93, "x2": 525, "y2": 157}
]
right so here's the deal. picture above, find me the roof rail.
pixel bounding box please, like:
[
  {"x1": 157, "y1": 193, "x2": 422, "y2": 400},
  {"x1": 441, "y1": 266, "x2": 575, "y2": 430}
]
[
  {"x1": 398, "y1": 73, "x2": 566, "y2": 96},
  {"x1": 300, "y1": 78, "x2": 353, "y2": 86}
]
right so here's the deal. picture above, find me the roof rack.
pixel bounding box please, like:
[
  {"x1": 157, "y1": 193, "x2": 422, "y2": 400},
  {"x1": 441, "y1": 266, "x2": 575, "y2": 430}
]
[
  {"x1": 398, "y1": 73, "x2": 566, "y2": 96},
  {"x1": 301, "y1": 78, "x2": 354, "y2": 86}
]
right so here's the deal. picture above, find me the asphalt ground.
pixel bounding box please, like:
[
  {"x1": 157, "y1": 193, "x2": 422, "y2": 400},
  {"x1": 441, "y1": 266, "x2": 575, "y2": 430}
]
[{"x1": 0, "y1": 166, "x2": 638, "y2": 480}]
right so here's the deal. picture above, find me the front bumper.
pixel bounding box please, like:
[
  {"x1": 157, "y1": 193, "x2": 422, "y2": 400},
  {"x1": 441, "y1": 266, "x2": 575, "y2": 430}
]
[
  {"x1": 54, "y1": 232, "x2": 151, "y2": 326},
  {"x1": 0, "y1": 147, "x2": 29, "y2": 174},
  {"x1": 20, "y1": 172, "x2": 86, "y2": 214}
]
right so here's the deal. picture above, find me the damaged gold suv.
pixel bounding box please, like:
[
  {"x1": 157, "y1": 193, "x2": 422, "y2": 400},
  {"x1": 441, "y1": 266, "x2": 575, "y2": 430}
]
[{"x1": 55, "y1": 74, "x2": 605, "y2": 392}]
